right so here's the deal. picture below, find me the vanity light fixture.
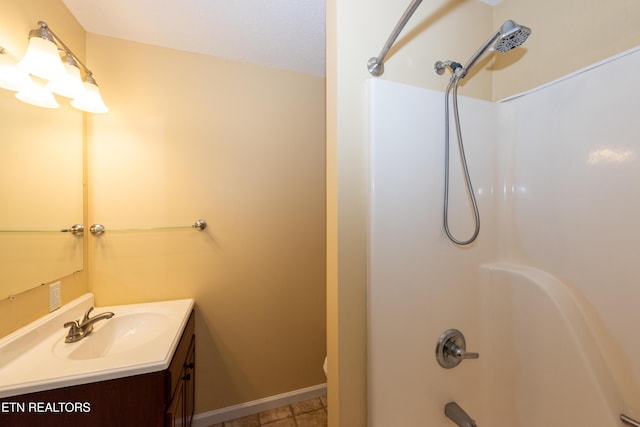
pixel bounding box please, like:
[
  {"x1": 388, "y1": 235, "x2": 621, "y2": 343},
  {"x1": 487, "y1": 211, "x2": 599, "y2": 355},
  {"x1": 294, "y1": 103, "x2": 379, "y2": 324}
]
[
  {"x1": 45, "y1": 52, "x2": 84, "y2": 99},
  {"x1": 15, "y1": 79, "x2": 59, "y2": 109},
  {"x1": 0, "y1": 47, "x2": 31, "y2": 92},
  {"x1": 70, "y1": 72, "x2": 108, "y2": 113},
  {"x1": 0, "y1": 47, "x2": 59, "y2": 108},
  {"x1": 11, "y1": 21, "x2": 108, "y2": 113},
  {"x1": 18, "y1": 22, "x2": 66, "y2": 81}
]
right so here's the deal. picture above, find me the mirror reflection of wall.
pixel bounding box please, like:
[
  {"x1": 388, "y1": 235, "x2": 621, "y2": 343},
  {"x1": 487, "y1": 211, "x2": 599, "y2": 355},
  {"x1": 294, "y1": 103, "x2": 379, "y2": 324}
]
[{"x1": 0, "y1": 85, "x2": 83, "y2": 300}]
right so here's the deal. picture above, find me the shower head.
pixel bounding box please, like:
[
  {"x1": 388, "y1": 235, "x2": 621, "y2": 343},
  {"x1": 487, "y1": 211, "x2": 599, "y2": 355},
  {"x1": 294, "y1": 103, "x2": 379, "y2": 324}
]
[
  {"x1": 494, "y1": 20, "x2": 532, "y2": 52},
  {"x1": 459, "y1": 19, "x2": 531, "y2": 77}
]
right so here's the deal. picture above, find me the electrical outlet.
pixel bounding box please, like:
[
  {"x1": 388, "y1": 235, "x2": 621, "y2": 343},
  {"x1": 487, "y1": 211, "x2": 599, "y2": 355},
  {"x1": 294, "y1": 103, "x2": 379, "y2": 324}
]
[{"x1": 49, "y1": 281, "x2": 61, "y2": 312}]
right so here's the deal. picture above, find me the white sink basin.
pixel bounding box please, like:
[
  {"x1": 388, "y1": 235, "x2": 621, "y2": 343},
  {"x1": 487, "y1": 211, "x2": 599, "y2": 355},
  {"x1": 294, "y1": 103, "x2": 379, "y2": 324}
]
[
  {"x1": 52, "y1": 311, "x2": 171, "y2": 360},
  {"x1": 0, "y1": 293, "x2": 194, "y2": 399}
]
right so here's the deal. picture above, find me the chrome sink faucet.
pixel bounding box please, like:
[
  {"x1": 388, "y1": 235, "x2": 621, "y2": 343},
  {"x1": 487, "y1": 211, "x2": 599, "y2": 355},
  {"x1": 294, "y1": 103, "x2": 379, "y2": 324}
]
[{"x1": 64, "y1": 307, "x2": 115, "y2": 343}]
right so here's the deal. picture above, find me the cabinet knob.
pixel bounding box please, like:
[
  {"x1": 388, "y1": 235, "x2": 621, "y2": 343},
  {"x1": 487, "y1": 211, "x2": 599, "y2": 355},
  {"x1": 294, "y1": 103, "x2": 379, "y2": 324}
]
[{"x1": 182, "y1": 373, "x2": 191, "y2": 381}]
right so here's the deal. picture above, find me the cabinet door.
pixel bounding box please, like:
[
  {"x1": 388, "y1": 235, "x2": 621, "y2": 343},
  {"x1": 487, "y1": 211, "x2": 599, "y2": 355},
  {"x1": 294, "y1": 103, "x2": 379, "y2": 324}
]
[
  {"x1": 166, "y1": 379, "x2": 184, "y2": 427},
  {"x1": 184, "y1": 338, "x2": 195, "y2": 426}
]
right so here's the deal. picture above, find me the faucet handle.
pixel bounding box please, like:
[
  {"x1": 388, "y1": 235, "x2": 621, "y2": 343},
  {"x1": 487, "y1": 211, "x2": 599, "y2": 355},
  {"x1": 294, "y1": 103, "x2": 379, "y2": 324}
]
[
  {"x1": 64, "y1": 320, "x2": 79, "y2": 329},
  {"x1": 446, "y1": 342, "x2": 479, "y2": 360},
  {"x1": 64, "y1": 320, "x2": 82, "y2": 343},
  {"x1": 436, "y1": 329, "x2": 479, "y2": 369},
  {"x1": 81, "y1": 306, "x2": 94, "y2": 324}
]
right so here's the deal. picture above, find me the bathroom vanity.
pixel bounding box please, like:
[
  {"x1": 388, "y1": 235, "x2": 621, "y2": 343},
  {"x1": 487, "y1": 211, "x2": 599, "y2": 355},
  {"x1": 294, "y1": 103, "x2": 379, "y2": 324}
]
[{"x1": 0, "y1": 294, "x2": 195, "y2": 427}]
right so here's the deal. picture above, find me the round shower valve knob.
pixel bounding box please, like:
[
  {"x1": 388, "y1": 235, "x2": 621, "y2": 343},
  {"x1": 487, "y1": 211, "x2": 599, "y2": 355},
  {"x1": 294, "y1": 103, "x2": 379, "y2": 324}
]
[{"x1": 436, "y1": 329, "x2": 479, "y2": 369}]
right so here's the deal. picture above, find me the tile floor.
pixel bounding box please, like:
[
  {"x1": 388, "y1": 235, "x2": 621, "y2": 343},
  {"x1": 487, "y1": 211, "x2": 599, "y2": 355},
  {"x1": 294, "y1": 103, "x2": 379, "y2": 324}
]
[{"x1": 208, "y1": 396, "x2": 327, "y2": 427}]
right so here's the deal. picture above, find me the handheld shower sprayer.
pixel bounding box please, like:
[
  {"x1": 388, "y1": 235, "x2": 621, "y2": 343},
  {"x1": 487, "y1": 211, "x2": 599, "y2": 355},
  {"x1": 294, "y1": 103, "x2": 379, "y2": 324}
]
[
  {"x1": 436, "y1": 20, "x2": 531, "y2": 246},
  {"x1": 435, "y1": 20, "x2": 532, "y2": 78}
]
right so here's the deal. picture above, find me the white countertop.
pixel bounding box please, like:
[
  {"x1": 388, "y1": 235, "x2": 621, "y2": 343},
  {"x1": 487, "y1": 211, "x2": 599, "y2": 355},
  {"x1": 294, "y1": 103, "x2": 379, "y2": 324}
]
[{"x1": 0, "y1": 293, "x2": 194, "y2": 398}]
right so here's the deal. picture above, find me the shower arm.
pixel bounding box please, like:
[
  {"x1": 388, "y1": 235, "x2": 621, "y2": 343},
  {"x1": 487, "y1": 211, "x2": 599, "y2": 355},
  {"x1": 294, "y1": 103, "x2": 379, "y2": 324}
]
[
  {"x1": 460, "y1": 30, "x2": 501, "y2": 78},
  {"x1": 367, "y1": 0, "x2": 423, "y2": 77}
]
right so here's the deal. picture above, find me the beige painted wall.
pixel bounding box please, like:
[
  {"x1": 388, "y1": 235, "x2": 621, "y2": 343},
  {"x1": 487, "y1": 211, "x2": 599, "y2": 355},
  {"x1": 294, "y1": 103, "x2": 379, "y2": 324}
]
[
  {"x1": 0, "y1": 0, "x2": 89, "y2": 337},
  {"x1": 493, "y1": 0, "x2": 640, "y2": 100},
  {"x1": 84, "y1": 35, "x2": 326, "y2": 413},
  {"x1": 327, "y1": 0, "x2": 640, "y2": 425}
]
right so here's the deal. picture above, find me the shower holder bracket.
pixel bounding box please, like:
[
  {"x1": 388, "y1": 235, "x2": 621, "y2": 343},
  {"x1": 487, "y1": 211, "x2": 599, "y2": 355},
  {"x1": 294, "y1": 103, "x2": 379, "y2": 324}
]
[{"x1": 434, "y1": 60, "x2": 463, "y2": 76}]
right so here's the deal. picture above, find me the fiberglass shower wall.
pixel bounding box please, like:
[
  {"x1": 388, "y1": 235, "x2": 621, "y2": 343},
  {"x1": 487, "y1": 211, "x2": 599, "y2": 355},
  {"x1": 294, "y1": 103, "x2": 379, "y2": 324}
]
[
  {"x1": 368, "y1": 47, "x2": 640, "y2": 426},
  {"x1": 367, "y1": 79, "x2": 498, "y2": 426},
  {"x1": 497, "y1": 47, "x2": 640, "y2": 421}
]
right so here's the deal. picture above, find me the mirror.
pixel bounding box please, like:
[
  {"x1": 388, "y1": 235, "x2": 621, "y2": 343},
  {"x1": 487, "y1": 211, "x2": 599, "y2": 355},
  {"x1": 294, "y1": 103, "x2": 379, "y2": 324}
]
[{"x1": 0, "y1": 87, "x2": 84, "y2": 300}]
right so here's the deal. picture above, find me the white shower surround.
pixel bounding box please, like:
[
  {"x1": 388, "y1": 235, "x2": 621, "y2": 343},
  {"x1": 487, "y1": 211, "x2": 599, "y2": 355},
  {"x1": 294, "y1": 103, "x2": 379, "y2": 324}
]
[{"x1": 368, "y1": 47, "x2": 640, "y2": 425}]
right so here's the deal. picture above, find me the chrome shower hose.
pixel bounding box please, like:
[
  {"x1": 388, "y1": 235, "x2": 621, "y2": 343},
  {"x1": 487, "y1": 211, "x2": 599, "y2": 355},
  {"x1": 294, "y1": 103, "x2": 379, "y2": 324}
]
[{"x1": 443, "y1": 74, "x2": 480, "y2": 245}]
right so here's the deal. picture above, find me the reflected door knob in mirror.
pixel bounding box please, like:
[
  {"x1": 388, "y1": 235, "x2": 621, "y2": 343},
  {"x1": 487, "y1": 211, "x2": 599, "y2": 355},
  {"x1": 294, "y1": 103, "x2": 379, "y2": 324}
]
[{"x1": 61, "y1": 224, "x2": 84, "y2": 235}]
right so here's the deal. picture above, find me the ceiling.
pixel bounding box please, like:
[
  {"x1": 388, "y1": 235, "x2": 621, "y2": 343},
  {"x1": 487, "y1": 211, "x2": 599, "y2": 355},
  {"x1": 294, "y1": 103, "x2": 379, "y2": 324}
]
[{"x1": 61, "y1": 0, "x2": 326, "y2": 76}]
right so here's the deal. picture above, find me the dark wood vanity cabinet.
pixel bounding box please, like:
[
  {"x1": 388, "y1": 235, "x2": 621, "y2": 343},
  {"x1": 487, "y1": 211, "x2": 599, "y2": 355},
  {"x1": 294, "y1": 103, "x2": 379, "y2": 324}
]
[
  {"x1": 166, "y1": 318, "x2": 196, "y2": 427},
  {"x1": 0, "y1": 310, "x2": 195, "y2": 427}
]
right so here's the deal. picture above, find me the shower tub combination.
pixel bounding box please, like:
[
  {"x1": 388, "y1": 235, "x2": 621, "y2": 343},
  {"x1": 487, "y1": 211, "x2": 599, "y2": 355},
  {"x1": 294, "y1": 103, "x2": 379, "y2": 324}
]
[{"x1": 367, "y1": 27, "x2": 640, "y2": 426}]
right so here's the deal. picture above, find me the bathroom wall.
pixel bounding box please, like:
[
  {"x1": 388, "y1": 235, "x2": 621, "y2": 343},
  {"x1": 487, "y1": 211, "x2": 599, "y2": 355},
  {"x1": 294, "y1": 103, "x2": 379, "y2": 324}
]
[
  {"x1": 493, "y1": 0, "x2": 640, "y2": 100},
  {"x1": 327, "y1": 0, "x2": 640, "y2": 425},
  {"x1": 0, "y1": 0, "x2": 89, "y2": 337},
  {"x1": 83, "y1": 35, "x2": 326, "y2": 413}
]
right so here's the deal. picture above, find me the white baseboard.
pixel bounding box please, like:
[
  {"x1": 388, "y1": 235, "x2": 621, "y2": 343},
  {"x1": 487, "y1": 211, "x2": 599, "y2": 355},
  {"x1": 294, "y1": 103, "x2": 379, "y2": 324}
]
[{"x1": 192, "y1": 383, "x2": 327, "y2": 427}]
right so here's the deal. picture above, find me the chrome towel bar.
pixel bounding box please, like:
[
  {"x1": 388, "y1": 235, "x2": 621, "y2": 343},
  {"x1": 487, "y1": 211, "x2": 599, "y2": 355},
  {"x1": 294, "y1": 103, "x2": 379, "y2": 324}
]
[
  {"x1": 622, "y1": 414, "x2": 640, "y2": 427},
  {"x1": 88, "y1": 220, "x2": 208, "y2": 235}
]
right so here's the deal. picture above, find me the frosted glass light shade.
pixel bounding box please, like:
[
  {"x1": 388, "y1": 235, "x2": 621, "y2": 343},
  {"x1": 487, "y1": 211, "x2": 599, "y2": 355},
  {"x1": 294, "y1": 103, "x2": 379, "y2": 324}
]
[
  {"x1": 18, "y1": 36, "x2": 65, "y2": 81},
  {"x1": 71, "y1": 80, "x2": 108, "y2": 113},
  {"x1": 16, "y1": 80, "x2": 59, "y2": 109},
  {"x1": 45, "y1": 58, "x2": 84, "y2": 98},
  {"x1": 0, "y1": 51, "x2": 32, "y2": 92}
]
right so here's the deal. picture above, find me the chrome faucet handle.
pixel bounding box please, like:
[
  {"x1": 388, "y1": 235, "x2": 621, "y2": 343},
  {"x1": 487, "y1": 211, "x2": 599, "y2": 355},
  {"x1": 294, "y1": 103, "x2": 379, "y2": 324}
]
[
  {"x1": 436, "y1": 329, "x2": 479, "y2": 369},
  {"x1": 446, "y1": 342, "x2": 479, "y2": 360},
  {"x1": 64, "y1": 320, "x2": 82, "y2": 343},
  {"x1": 80, "y1": 306, "x2": 94, "y2": 325},
  {"x1": 64, "y1": 320, "x2": 79, "y2": 330}
]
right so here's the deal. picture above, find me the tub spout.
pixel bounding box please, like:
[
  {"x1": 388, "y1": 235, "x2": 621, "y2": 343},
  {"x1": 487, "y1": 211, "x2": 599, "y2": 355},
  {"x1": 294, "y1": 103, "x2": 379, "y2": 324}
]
[{"x1": 445, "y1": 402, "x2": 477, "y2": 427}]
